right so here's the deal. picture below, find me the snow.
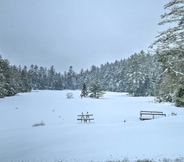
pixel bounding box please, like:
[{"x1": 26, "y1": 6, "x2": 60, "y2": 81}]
[{"x1": 0, "y1": 90, "x2": 184, "y2": 162}]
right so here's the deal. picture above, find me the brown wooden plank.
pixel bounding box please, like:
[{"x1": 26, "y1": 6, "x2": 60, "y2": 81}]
[
  {"x1": 140, "y1": 117, "x2": 152, "y2": 120},
  {"x1": 140, "y1": 113, "x2": 166, "y2": 116},
  {"x1": 77, "y1": 118, "x2": 94, "y2": 120},
  {"x1": 140, "y1": 111, "x2": 163, "y2": 113},
  {"x1": 78, "y1": 114, "x2": 93, "y2": 116}
]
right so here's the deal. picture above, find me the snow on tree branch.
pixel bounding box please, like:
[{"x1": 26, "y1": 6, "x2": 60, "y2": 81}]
[{"x1": 150, "y1": 0, "x2": 184, "y2": 52}]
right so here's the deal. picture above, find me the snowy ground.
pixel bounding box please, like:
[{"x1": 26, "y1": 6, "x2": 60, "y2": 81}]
[{"x1": 0, "y1": 90, "x2": 184, "y2": 162}]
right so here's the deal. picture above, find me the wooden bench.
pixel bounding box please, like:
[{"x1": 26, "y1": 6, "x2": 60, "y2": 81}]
[
  {"x1": 140, "y1": 110, "x2": 166, "y2": 120},
  {"x1": 77, "y1": 112, "x2": 94, "y2": 122}
]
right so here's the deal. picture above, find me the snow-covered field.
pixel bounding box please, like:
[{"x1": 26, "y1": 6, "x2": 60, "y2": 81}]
[{"x1": 0, "y1": 90, "x2": 184, "y2": 162}]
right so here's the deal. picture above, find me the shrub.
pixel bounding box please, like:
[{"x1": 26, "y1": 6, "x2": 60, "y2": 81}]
[
  {"x1": 66, "y1": 93, "x2": 73, "y2": 99},
  {"x1": 171, "y1": 111, "x2": 177, "y2": 116}
]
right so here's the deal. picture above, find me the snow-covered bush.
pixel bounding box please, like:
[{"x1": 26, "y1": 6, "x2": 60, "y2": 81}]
[
  {"x1": 155, "y1": 93, "x2": 173, "y2": 103},
  {"x1": 171, "y1": 111, "x2": 177, "y2": 116},
  {"x1": 66, "y1": 93, "x2": 73, "y2": 99},
  {"x1": 32, "y1": 121, "x2": 45, "y2": 127}
]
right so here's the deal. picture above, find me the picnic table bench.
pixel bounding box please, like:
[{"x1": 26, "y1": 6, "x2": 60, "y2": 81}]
[
  {"x1": 77, "y1": 112, "x2": 94, "y2": 122},
  {"x1": 140, "y1": 110, "x2": 166, "y2": 120}
]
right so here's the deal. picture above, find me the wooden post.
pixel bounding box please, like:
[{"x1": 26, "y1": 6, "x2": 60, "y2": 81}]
[{"x1": 81, "y1": 112, "x2": 83, "y2": 122}]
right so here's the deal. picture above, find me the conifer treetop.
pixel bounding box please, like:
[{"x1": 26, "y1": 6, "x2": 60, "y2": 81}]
[{"x1": 150, "y1": 0, "x2": 184, "y2": 53}]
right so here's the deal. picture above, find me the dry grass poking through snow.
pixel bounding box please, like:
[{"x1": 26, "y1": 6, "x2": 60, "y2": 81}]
[{"x1": 32, "y1": 120, "x2": 45, "y2": 127}]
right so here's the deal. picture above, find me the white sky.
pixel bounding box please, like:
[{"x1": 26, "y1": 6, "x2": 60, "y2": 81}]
[{"x1": 0, "y1": 0, "x2": 169, "y2": 73}]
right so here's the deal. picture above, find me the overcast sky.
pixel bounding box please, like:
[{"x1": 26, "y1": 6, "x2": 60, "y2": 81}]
[{"x1": 0, "y1": 0, "x2": 169, "y2": 73}]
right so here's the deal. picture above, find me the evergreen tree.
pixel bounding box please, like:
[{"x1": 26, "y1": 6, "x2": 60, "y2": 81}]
[
  {"x1": 10, "y1": 65, "x2": 22, "y2": 94},
  {"x1": 150, "y1": 0, "x2": 184, "y2": 103},
  {"x1": 38, "y1": 66, "x2": 48, "y2": 90},
  {"x1": 77, "y1": 69, "x2": 85, "y2": 89},
  {"x1": 29, "y1": 65, "x2": 40, "y2": 90},
  {"x1": 150, "y1": 0, "x2": 184, "y2": 53},
  {"x1": 0, "y1": 56, "x2": 5, "y2": 98},
  {"x1": 1, "y1": 59, "x2": 17, "y2": 96},
  {"x1": 81, "y1": 83, "x2": 88, "y2": 97},
  {"x1": 123, "y1": 51, "x2": 159, "y2": 96},
  {"x1": 66, "y1": 66, "x2": 77, "y2": 90},
  {"x1": 52, "y1": 73, "x2": 63, "y2": 90},
  {"x1": 48, "y1": 65, "x2": 56, "y2": 90},
  {"x1": 125, "y1": 53, "x2": 141, "y2": 95},
  {"x1": 175, "y1": 87, "x2": 184, "y2": 107},
  {"x1": 89, "y1": 80, "x2": 105, "y2": 98},
  {"x1": 116, "y1": 59, "x2": 127, "y2": 92},
  {"x1": 20, "y1": 66, "x2": 31, "y2": 92}
]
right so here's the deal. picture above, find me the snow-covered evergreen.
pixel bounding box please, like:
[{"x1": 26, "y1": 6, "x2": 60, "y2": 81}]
[
  {"x1": 0, "y1": 56, "x2": 30, "y2": 97},
  {"x1": 0, "y1": 51, "x2": 161, "y2": 98},
  {"x1": 150, "y1": 0, "x2": 184, "y2": 104},
  {"x1": 89, "y1": 80, "x2": 105, "y2": 98},
  {"x1": 80, "y1": 83, "x2": 88, "y2": 97}
]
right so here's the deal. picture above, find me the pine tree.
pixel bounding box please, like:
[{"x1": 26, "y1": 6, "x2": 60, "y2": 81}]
[
  {"x1": 38, "y1": 66, "x2": 48, "y2": 90},
  {"x1": 10, "y1": 65, "x2": 20, "y2": 93},
  {"x1": 175, "y1": 87, "x2": 184, "y2": 107},
  {"x1": 150, "y1": 0, "x2": 184, "y2": 103},
  {"x1": 20, "y1": 66, "x2": 31, "y2": 92},
  {"x1": 65, "y1": 66, "x2": 77, "y2": 90},
  {"x1": 2, "y1": 59, "x2": 18, "y2": 96},
  {"x1": 0, "y1": 56, "x2": 5, "y2": 98},
  {"x1": 48, "y1": 65, "x2": 56, "y2": 90},
  {"x1": 80, "y1": 83, "x2": 88, "y2": 97},
  {"x1": 52, "y1": 73, "x2": 63, "y2": 90},
  {"x1": 150, "y1": 0, "x2": 184, "y2": 53},
  {"x1": 29, "y1": 65, "x2": 40, "y2": 90},
  {"x1": 89, "y1": 80, "x2": 105, "y2": 98},
  {"x1": 77, "y1": 69, "x2": 85, "y2": 89}
]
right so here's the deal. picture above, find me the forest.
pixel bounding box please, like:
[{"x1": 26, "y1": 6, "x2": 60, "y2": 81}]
[
  {"x1": 0, "y1": 51, "x2": 160, "y2": 97},
  {"x1": 0, "y1": 0, "x2": 184, "y2": 107}
]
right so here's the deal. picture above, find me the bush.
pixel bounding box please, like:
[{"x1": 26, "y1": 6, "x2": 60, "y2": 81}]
[
  {"x1": 66, "y1": 93, "x2": 73, "y2": 99},
  {"x1": 171, "y1": 111, "x2": 177, "y2": 116}
]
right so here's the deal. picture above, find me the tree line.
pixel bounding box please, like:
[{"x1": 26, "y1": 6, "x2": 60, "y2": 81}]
[{"x1": 0, "y1": 51, "x2": 160, "y2": 98}]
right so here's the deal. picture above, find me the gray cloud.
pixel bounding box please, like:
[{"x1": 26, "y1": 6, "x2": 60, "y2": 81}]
[{"x1": 0, "y1": 0, "x2": 169, "y2": 73}]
